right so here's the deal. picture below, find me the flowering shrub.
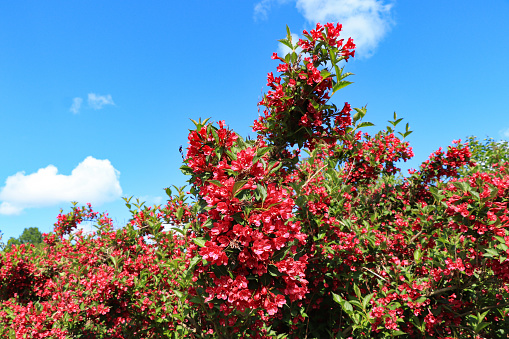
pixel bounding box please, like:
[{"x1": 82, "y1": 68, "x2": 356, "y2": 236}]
[
  {"x1": 1, "y1": 23, "x2": 509, "y2": 338},
  {"x1": 0, "y1": 197, "x2": 191, "y2": 338}
]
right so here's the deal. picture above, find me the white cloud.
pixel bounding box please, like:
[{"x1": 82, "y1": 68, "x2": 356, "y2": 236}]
[
  {"x1": 255, "y1": 0, "x2": 395, "y2": 58},
  {"x1": 88, "y1": 93, "x2": 115, "y2": 110},
  {"x1": 0, "y1": 156, "x2": 122, "y2": 215},
  {"x1": 0, "y1": 202, "x2": 23, "y2": 215},
  {"x1": 70, "y1": 97, "x2": 83, "y2": 114}
]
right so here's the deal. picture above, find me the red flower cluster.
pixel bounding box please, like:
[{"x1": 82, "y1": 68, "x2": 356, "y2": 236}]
[{"x1": 184, "y1": 121, "x2": 308, "y2": 329}]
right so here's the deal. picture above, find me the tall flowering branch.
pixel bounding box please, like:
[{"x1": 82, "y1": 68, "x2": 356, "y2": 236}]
[{"x1": 254, "y1": 23, "x2": 357, "y2": 158}]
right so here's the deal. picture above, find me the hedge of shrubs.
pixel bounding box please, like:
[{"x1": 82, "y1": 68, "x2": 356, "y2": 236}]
[{"x1": 1, "y1": 23, "x2": 509, "y2": 338}]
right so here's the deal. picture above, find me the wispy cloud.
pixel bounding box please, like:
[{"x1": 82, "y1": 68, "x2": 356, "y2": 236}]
[
  {"x1": 88, "y1": 93, "x2": 115, "y2": 110},
  {"x1": 500, "y1": 128, "x2": 509, "y2": 139},
  {"x1": 70, "y1": 97, "x2": 83, "y2": 114},
  {"x1": 139, "y1": 195, "x2": 164, "y2": 206},
  {"x1": 254, "y1": 0, "x2": 291, "y2": 20},
  {"x1": 254, "y1": 0, "x2": 272, "y2": 20},
  {"x1": 255, "y1": 0, "x2": 395, "y2": 58},
  {"x1": 0, "y1": 156, "x2": 122, "y2": 215}
]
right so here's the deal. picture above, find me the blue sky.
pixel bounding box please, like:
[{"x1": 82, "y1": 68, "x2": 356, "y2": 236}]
[{"x1": 1, "y1": 0, "x2": 508, "y2": 241}]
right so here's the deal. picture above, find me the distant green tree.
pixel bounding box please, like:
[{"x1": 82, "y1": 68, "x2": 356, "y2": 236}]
[
  {"x1": 0, "y1": 230, "x2": 4, "y2": 250},
  {"x1": 7, "y1": 227, "x2": 43, "y2": 247},
  {"x1": 459, "y1": 136, "x2": 509, "y2": 176}
]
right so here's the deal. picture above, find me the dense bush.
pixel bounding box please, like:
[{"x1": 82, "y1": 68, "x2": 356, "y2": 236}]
[
  {"x1": 1, "y1": 23, "x2": 508, "y2": 338},
  {"x1": 6, "y1": 227, "x2": 44, "y2": 248}
]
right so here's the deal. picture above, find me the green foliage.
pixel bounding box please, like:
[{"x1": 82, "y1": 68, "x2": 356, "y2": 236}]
[
  {"x1": 459, "y1": 136, "x2": 509, "y2": 176},
  {"x1": 6, "y1": 227, "x2": 43, "y2": 248}
]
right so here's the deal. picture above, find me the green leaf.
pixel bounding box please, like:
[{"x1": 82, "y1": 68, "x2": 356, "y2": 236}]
[
  {"x1": 232, "y1": 180, "x2": 248, "y2": 197},
  {"x1": 193, "y1": 237, "x2": 206, "y2": 247},
  {"x1": 362, "y1": 293, "x2": 374, "y2": 309},
  {"x1": 414, "y1": 248, "x2": 422, "y2": 262},
  {"x1": 351, "y1": 313, "x2": 361, "y2": 325},
  {"x1": 478, "y1": 310, "x2": 490, "y2": 324},
  {"x1": 332, "y1": 292, "x2": 343, "y2": 305},
  {"x1": 189, "y1": 117, "x2": 210, "y2": 130},
  {"x1": 225, "y1": 149, "x2": 237, "y2": 160},
  {"x1": 354, "y1": 284, "x2": 361, "y2": 298},
  {"x1": 489, "y1": 187, "x2": 499, "y2": 200},
  {"x1": 342, "y1": 300, "x2": 353, "y2": 313},
  {"x1": 278, "y1": 39, "x2": 293, "y2": 52},
  {"x1": 268, "y1": 161, "x2": 282, "y2": 175},
  {"x1": 390, "y1": 118, "x2": 403, "y2": 126},
  {"x1": 255, "y1": 146, "x2": 272, "y2": 161},
  {"x1": 268, "y1": 265, "x2": 283, "y2": 277},
  {"x1": 320, "y1": 69, "x2": 332, "y2": 79},
  {"x1": 475, "y1": 322, "x2": 490, "y2": 333},
  {"x1": 415, "y1": 296, "x2": 427, "y2": 303},
  {"x1": 211, "y1": 128, "x2": 220, "y2": 143},
  {"x1": 333, "y1": 64, "x2": 341, "y2": 82},
  {"x1": 187, "y1": 255, "x2": 201, "y2": 274},
  {"x1": 392, "y1": 331, "x2": 407, "y2": 336},
  {"x1": 236, "y1": 135, "x2": 247, "y2": 148},
  {"x1": 109, "y1": 255, "x2": 117, "y2": 268},
  {"x1": 348, "y1": 299, "x2": 362, "y2": 308},
  {"x1": 495, "y1": 236, "x2": 506, "y2": 243},
  {"x1": 176, "y1": 207, "x2": 184, "y2": 221},
  {"x1": 338, "y1": 71, "x2": 354, "y2": 81},
  {"x1": 332, "y1": 81, "x2": 352, "y2": 93},
  {"x1": 208, "y1": 180, "x2": 223, "y2": 187},
  {"x1": 202, "y1": 218, "x2": 213, "y2": 229},
  {"x1": 484, "y1": 248, "x2": 499, "y2": 258},
  {"x1": 357, "y1": 122, "x2": 375, "y2": 128},
  {"x1": 255, "y1": 185, "x2": 268, "y2": 202},
  {"x1": 170, "y1": 226, "x2": 185, "y2": 236},
  {"x1": 180, "y1": 165, "x2": 194, "y2": 176},
  {"x1": 452, "y1": 181, "x2": 466, "y2": 192},
  {"x1": 428, "y1": 186, "x2": 444, "y2": 201},
  {"x1": 498, "y1": 243, "x2": 508, "y2": 251}
]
